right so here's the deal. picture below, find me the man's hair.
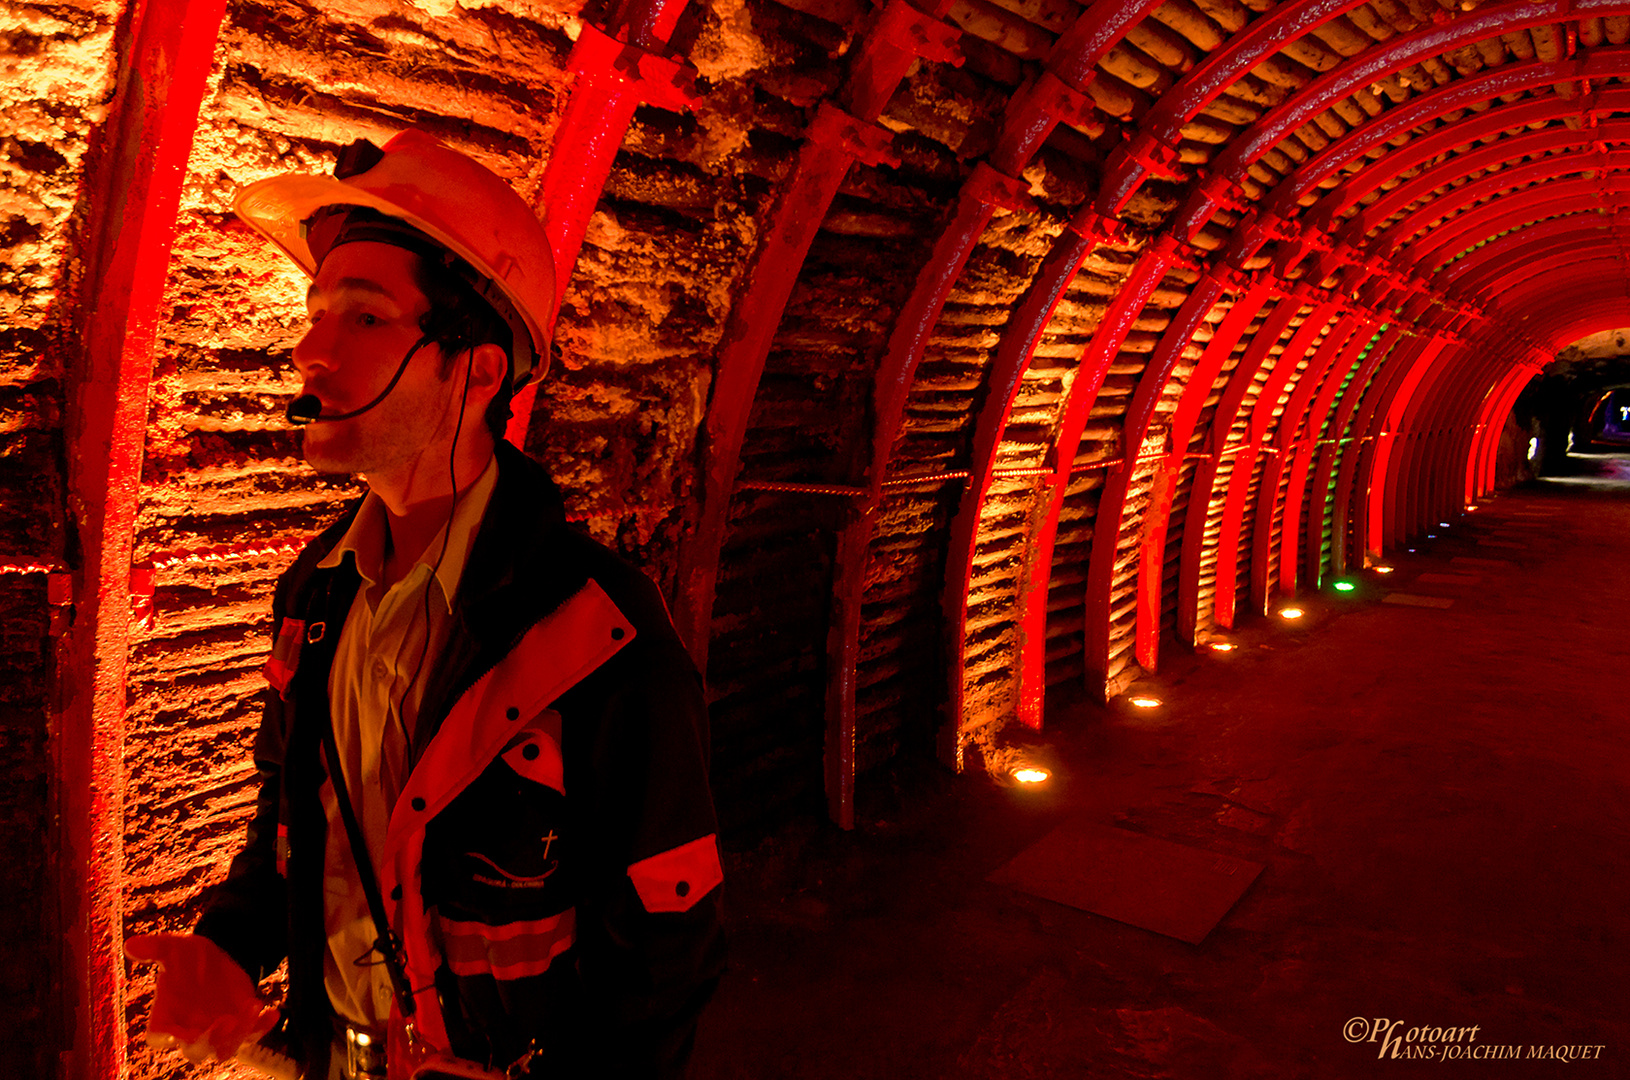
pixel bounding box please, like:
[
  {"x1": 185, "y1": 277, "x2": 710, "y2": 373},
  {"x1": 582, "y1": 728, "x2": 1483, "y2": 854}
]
[{"x1": 411, "y1": 252, "x2": 518, "y2": 442}]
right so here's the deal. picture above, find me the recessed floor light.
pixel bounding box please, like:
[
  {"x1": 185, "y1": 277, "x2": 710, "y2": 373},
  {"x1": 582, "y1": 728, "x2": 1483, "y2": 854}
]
[
  {"x1": 1374, "y1": 566, "x2": 1394, "y2": 574},
  {"x1": 1012, "y1": 767, "x2": 1049, "y2": 784},
  {"x1": 1279, "y1": 607, "x2": 1304, "y2": 620},
  {"x1": 1333, "y1": 581, "x2": 1356, "y2": 592},
  {"x1": 1208, "y1": 642, "x2": 1237, "y2": 652},
  {"x1": 1128, "y1": 696, "x2": 1162, "y2": 708}
]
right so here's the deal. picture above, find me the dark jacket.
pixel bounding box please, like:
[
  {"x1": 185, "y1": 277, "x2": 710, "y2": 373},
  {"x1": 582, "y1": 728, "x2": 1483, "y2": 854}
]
[{"x1": 196, "y1": 441, "x2": 725, "y2": 1078}]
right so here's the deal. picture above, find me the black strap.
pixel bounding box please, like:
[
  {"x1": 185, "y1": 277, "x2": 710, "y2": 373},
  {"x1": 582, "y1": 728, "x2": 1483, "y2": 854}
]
[{"x1": 318, "y1": 713, "x2": 418, "y2": 1020}]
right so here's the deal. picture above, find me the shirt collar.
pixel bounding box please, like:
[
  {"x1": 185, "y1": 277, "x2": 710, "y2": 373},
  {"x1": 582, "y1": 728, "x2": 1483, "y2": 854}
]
[{"x1": 318, "y1": 454, "x2": 500, "y2": 613}]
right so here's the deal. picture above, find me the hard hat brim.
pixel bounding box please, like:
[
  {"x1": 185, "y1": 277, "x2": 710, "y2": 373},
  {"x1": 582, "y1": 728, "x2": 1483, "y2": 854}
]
[{"x1": 233, "y1": 172, "x2": 550, "y2": 384}]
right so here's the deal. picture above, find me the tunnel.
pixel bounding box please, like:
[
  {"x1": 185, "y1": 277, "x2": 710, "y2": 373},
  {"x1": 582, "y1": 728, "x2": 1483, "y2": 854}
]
[{"x1": 4, "y1": 0, "x2": 1628, "y2": 1075}]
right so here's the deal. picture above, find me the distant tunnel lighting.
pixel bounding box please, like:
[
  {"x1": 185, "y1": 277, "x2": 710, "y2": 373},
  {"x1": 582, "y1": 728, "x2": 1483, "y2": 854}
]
[
  {"x1": 1439, "y1": 522, "x2": 1450, "y2": 528},
  {"x1": 1465, "y1": 505, "x2": 1477, "y2": 511},
  {"x1": 1208, "y1": 642, "x2": 1237, "y2": 652},
  {"x1": 1128, "y1": 696, "x2": 1163, "y2": 708},
  {"x1": 1279, "y1": 607, "x2": 1305, "y2": 620},
  {"x1": 1426, "y1": 533, "x2": 1437, "y2": 539},
  {"x1": 1012, "y1": 768, "x2": 1050, "y2": 784},
  {"x1": 1374, "y1": 565, "x2": 1394, "y2": 574},
  {"x1": 1528, "y1": 437, "x2": 1539, "y2": 460},
  {"x1": 1333, "y1": 581, "x2": 1356, "y2": 592}
]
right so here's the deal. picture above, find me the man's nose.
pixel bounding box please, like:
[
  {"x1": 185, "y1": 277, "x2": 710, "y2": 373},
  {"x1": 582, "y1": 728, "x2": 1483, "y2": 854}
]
[{"x1": 291, "y1": 318, "x2": 335, "y2": 378}]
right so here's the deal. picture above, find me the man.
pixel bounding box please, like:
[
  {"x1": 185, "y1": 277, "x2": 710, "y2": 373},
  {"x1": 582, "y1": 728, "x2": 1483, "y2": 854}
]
[{"x1": 125, "y1": 131, "x2": 725, "y2": 1080}]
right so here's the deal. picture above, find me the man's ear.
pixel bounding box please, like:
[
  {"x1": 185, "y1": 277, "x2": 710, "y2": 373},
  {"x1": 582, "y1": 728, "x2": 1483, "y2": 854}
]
[{"x1": 465, "y1": 342, "x2": 509, "y2": 403}]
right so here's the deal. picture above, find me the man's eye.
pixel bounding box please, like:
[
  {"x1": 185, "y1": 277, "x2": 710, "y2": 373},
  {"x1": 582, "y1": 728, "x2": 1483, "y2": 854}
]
[{"x1": 357, "y1": 312, "x2": 380, "y2": 327}]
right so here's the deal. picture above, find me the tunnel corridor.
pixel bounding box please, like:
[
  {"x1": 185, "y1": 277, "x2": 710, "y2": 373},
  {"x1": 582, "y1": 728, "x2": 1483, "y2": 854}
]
[
  {"x1": 691, "y1": 473, "x2": 1630, "y2": 1078},
  {"x1": 5, "y1": 0, "x2": 1630, "y2": 1075}
]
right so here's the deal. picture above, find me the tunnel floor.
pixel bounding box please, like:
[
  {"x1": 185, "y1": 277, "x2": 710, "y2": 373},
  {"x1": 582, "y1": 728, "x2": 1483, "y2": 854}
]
[{"x1": 689, "y1": 465, "x2": 1630, "y2": 1079}]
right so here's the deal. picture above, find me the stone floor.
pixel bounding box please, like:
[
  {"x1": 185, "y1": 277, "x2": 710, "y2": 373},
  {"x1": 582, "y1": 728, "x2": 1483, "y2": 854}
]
[{"x1": 689, "y1": 457, "x2": 1630, "y2": 1079}]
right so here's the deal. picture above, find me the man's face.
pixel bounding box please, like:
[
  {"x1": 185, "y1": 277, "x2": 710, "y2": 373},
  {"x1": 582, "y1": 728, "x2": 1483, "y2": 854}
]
[{"x1": 293, "y1": 240, "x2": 457, "y2": 477}]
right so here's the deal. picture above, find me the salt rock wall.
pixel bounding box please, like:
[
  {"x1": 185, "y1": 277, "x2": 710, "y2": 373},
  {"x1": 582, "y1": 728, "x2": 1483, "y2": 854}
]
[{"x1": 1, "y1": 1, "x2": 121, "y2": 1075}]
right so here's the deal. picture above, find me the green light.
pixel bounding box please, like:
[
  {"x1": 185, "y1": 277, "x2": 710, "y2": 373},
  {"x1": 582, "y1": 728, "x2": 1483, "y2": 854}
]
[{"x1": 1333, "y1": 581, "x2": 1356, "y2": 593}]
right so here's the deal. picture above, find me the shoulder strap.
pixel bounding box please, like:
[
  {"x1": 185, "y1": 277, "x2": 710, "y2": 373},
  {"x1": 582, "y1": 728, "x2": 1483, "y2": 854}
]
[
  {"x1": 318, "y1": 714, "x2": 418, "y2": 1021},
  {"x1": 297, "y1": 570, "x2": 418, "y2": 1023}
]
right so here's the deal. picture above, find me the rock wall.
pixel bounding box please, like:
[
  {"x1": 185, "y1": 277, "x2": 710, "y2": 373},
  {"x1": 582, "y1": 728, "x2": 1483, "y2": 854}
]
[{"x1": 1, "y1": 0, "x2": 122, "y2": 1074}]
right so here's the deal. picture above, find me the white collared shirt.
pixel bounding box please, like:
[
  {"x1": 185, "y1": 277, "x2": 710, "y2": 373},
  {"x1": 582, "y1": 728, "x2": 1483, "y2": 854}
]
[{"x1": 315, "y1": 455, "x2": 498, "y2": 1029}]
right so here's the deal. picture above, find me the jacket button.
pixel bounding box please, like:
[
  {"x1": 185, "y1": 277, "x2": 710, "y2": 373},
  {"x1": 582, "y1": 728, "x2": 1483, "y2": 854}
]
[
  {"x1": 505, "y1": 706, "x2": 520, "y2": 721},
  {"x1": 675, "y1": 881, "x2": 690, "y2": 897},
  {"x1": 411, "y1": 797, "x2": 426, "y2": 812},
  {"x1": 390, "y1": 885, "x2": 402, "y2": 901},
  {"x1": 522, "y1": 743, "x2": 540, "y2": 760},
  {"x1": 611, "y1": 626, "x2": 625, "y2": 640}
]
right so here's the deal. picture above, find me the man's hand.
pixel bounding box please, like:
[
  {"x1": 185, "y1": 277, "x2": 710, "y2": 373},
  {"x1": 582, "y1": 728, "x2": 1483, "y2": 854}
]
[{"x1": 125, "y1": 933, "x2": 271, "y2": 1063}]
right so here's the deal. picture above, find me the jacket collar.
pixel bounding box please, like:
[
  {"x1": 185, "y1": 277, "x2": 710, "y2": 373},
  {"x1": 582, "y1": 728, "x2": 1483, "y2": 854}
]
[
  {"x1": 315, "y1": 455, "x2": 499, "y2": 614},
  {"x1": 291, "y1": 440, "x2": 583, "y2": 760},
  {"x1": 405, "y1": 440, "x2": 586, "y2": 754}
]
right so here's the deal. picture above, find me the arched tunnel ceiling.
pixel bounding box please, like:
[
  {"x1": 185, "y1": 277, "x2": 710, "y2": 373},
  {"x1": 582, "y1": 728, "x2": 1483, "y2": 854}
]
[
  {"x1": 23, "y1": 4, "x2": 1630, "y2": 1010},
  {"x1": 75, "y1": 0, "x2": 1630, "y2": 822}
]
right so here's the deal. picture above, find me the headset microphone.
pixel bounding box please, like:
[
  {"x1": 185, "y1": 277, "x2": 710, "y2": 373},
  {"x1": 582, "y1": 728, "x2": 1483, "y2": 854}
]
[{"x1": 285, "y1": 335, "x2": 432, "y2": 426}]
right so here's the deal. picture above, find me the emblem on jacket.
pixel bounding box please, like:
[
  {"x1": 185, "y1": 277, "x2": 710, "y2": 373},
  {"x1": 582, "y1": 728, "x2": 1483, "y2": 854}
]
[{"x1": 466, "y1": 849, "x2": 559, "y2": 889}]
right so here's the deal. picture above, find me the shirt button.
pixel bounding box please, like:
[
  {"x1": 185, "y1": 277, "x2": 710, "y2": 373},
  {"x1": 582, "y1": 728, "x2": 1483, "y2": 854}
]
[{"x1": 372, "y1": 658, "x2": 388, "y2": 680}]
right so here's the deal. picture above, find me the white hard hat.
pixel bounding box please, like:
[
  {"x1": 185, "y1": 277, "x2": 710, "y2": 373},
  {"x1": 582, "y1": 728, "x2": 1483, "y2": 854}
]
[{"x1": 233, "y1": 130, "x2": 556, "y2": 385}]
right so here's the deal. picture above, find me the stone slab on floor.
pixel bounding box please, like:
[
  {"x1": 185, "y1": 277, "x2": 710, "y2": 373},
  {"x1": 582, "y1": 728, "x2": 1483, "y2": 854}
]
[
  {"x1": 1383, "y1": 592, "x2": 1455, "y2": 608},
  {"x1": 987, "y1": 820, "x2": 1263, "y2": 945}
]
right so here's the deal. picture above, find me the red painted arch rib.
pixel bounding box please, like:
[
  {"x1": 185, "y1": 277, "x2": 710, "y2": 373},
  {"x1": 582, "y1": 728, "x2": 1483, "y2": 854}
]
[
  {"x1": 830, "y1": 0, "x2": 1137, "y2": 811},
  {"x1": 1309, "y1": 88, "x2": 1630, "y2": 236},
  {"x1": 672, "y1": 0, "x2": 960, "y2": 669},
  {"x1": 1407, "y1": 182, "x2": 1624, "y2": 274},
  {"x1": 1217, "y1": 300, "x2": 1340, "y2": 625},
  {"x1": 1079, "y1": 272, "x2": 1239, "y2": 678},
  {"x1": 1303, "y1": 325, "x2": 1403, "y2": 589},
  {"x1": 943, "y1": 208, "x2": 1117, "y2": 739},
  {"x1": 1181, "y1": 294, "x2": 1312, "y2": 637},
  {"x1": 1279, "y1": 320, "x2": 1380, "y2": 598},
  {"x1": 1213, "y1": 4, "x2": 1630, "y2": 207},
  {"x1": 1099, "y1": 0, "x2": 1381, "y2": 212},
  {"x1": 1335, "y1": 334, "x2": 1429, "y2": 574},
  {"x1": 1339, "y1": 123, "x2": 1630, "y2": 250},
  {"x1": 507, "y1": 0, "x2": 696, "y2": 442},
  {"x1": 1053, "y1": 237, "x2": 1181, "y2": 702},
  {"x1": 1445, "y1": 226, "x2": 1625, "y2": 300},
  {"x1": 1360, "y1": 333, "x2": 1450, "y2": 557},
  {"x1": 1128, "y1": 274, "x2": 1274, "y2": 664},
  {"x1": 1252, "y1": 314, "x2": 1364, "y2": 608},
  {"x1": 1282, "y1": 50, "x2": 1630, "y2": 232}
]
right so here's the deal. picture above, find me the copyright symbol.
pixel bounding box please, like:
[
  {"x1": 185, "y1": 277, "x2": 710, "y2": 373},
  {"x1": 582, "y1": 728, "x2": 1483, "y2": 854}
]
[{"x1": 1344, "y1": 1017, "x2": 1370, "y2": 1043}]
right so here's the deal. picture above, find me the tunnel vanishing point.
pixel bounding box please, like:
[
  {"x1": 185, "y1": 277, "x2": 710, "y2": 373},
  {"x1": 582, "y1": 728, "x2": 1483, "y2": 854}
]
[{"x1": 4, "y1": 0, "x2": 1628, "y2": 1075}]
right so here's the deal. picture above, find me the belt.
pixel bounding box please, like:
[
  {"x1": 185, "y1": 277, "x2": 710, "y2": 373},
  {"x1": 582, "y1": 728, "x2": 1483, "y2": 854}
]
[{"x1": 334, "y1": 1019, "x2": 388, "y2": 1080}]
